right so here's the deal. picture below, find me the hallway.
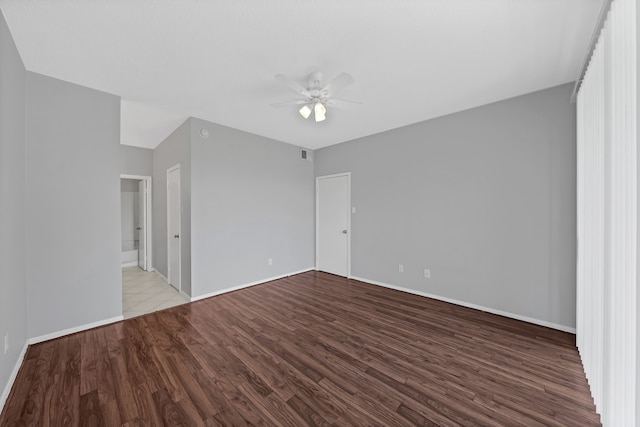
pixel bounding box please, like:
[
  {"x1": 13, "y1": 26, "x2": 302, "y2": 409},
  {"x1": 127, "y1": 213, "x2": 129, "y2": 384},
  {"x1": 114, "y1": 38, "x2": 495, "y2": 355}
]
[{"x1": 122, "y1": 267, "x2": 188, "y2": 319}]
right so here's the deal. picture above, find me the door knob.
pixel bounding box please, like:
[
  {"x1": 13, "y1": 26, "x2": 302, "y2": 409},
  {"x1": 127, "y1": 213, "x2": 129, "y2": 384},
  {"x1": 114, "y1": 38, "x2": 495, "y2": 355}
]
[
  {"x1": 136, "y1": 227, "x2": 142, "y2": 230},
  {"x1": 174, "y1": 234, "x2": 180, "y2": 238},
  {"x1": 342, "y1": 230, "x2": 347, "y2": 234}
]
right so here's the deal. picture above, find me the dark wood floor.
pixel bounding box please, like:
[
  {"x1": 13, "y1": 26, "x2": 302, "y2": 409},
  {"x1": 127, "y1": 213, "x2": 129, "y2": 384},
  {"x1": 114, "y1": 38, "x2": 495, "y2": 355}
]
[{"x1": 1, "y1": 271, "x2": 600, "y2": 426}]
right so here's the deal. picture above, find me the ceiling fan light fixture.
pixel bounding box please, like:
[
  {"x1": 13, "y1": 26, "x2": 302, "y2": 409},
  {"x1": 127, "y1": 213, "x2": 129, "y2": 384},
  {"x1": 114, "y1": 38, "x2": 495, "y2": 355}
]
[
  {"x1": 274, "y1": 71, "x2": 358, "y2": 123},
  {"x1": 299, "y1": 104, "x2": 312, "y2": 119},
  {"x1": 314, "y1": 102, "x2": 326, "y2": 122}
]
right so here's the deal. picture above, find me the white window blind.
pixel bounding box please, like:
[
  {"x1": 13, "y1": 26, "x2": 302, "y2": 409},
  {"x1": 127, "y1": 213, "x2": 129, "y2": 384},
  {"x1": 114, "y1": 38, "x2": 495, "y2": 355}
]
[{"x1": 576, "y1": 0, "x2": 637, "y2": 425}]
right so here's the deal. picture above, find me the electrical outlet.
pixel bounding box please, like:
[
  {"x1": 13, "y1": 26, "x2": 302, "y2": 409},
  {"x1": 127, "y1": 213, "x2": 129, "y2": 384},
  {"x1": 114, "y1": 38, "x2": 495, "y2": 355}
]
[
  {"x1": 4, "y1": 334, "x2": 8, "y2": 355},
  {"x1": 399, "y1": 264, "x2": 404, "y2": 273},
  {"x1": 268, "y1": 258, "x2": 273, "y2": 266},
  {"x1": 424, "y1": 269, "x2": 431, "y2": 279}
]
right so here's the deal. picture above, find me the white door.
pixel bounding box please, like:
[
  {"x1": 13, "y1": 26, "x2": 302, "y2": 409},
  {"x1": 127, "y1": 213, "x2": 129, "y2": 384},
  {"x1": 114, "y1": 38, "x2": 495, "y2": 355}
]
[
  {"x1": 137, "y1": 180, "x2": 147, "y2": 270},
  {"x1": 317, "y1": 174, "x2": 350, "y2": 277},
  {"x1": 167, "y1": 166, "x2": 181, "y2": 291}
]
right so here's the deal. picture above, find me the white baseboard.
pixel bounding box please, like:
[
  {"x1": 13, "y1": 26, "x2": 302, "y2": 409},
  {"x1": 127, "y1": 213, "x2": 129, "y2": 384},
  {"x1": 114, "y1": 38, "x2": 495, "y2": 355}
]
[
  {"x1": 350, "y1": 276, "x2": 576, "y2": 334},
  {"x1": 121, "y1": 261, "x2": 138, "y2": 268},
  {"x1": 179, "y1": 290, "x2": 190, "y2": 300},
  {"x1": 0, "y1": 340, "x2": 29, "y2": 415},
  {"x1": 191, "y1": 268, "x2": 315, "y2": 302},
  {"x1": 28, "y1": 315, "x2": 124, "y2": 345}
]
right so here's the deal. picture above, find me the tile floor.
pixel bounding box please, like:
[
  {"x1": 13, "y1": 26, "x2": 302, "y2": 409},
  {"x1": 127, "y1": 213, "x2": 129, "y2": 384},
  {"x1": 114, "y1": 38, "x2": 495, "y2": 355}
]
[{"x1": 122, "y1": 266, "x2": 189, "y2": 319}]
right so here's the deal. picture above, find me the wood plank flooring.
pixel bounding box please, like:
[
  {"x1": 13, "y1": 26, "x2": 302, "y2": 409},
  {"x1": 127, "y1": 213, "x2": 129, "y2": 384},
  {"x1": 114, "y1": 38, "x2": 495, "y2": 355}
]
[{"x1": 0, "y1": 271, "x2": 601, "y2": 426}]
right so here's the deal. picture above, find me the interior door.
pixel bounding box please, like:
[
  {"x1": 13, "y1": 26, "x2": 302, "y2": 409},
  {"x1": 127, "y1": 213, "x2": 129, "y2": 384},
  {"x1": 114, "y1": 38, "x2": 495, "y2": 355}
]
[
  {"x1": 317, "y1": 174, "x2": 350, "y2": 276},
  {"x1": 137, "y1": 180, "x2": 147, "y2": 270},
  {"x1": 167, "y1": 167, "x2": 181, "y2": 291}
]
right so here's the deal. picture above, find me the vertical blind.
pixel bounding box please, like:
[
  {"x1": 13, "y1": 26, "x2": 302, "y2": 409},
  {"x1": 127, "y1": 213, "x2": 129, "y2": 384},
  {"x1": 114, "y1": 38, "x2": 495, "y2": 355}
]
[{"x1": 576, "y1": 0, "x2": 637, "y2": 425}]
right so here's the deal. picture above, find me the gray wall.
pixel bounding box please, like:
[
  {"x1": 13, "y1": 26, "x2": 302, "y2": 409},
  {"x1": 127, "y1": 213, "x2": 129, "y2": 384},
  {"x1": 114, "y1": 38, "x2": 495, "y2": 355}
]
[
  {"x1": 315, "y1": 83, "x2": 577, "y2": 329},
  {"x1": 121, "y1": 178, "x2": 140, "y2": 192},
  {"x1": 120, "y1": 144, "x2": 153, "y2": 176},
  {"x1": 0, "y1": 10, "x2": 28, "y2": 406},
  {"x1": 190, "y1": 118, "x2": 315, "y2": 297},
  {"x1": 153, "y1": 119, "x2": 191, "y2": 295},
  {"x1": 26, "y1": 72, "x2": 122, "y2": 338}
]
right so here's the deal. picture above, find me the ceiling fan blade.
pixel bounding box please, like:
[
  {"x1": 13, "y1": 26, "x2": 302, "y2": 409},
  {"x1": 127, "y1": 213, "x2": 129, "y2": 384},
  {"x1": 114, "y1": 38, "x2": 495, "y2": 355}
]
[
  {"x1": 321, "y1": 73, "x2": 354, "y2": 93},
  {"x1": 324, "y1": 98, "x2": 362, "y2": 109},
  {"x1": 270, "y1": 99, "x2": 308, "y2": 108},
  {"x1": 275, "y1": 74, "x2": 311, "y2": 96}
]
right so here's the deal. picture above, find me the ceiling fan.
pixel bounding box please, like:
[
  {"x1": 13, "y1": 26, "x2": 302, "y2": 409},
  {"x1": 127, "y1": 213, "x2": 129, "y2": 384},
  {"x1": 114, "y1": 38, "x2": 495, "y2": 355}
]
[{"x1": 272, "y1": 71, "x2": 360, "y2": 122}]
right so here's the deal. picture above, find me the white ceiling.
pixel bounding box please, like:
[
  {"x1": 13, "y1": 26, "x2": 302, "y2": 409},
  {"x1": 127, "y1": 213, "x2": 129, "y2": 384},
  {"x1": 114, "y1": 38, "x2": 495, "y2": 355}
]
[{"x1": 1, "y1": 0, "x2": 602, "y2": 150}]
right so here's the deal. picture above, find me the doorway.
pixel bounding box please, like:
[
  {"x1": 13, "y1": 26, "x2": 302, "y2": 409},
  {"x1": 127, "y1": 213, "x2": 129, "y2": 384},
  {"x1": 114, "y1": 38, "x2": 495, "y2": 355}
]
[
  {"x1": 120, "y1": 175, "x2": 152, "y2": 270},
  {"x1": 316, "y1": 173, "x2": 351, "y2": 277},
  {"x1": 167, "y1": 165, "x2": 181, "y2": 292},
  {"x1": 120, "y1": 173, "x2": 187, "y2": 319}
]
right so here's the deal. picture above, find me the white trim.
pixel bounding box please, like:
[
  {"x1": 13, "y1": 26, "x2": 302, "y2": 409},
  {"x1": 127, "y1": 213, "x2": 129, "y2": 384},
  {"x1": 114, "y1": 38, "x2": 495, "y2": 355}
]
[
  {"x1": 350, "y1": 275, "x2": 577, "y2": 334},
  {"x1": 190, "y1": 268, "x2": 314, "y2": 302},
  {"x1": 0, "y1": 340, "x2": 29, "y2": 415},
  {"x1": 120, "y1": 174, "x2": 153, "y2": 271},
  {"x1": 315, "y1": 172, "x2": 351, "y2": 277},
  {"x1": 180, "y1": 290, "x2": 190, "y2": 300},
  {"x1": 28, "y1": 316, "x2": 124, "y2": 345},
  {"x1": 121, "y1": 174, "x2": 150, "y2": 179},
  {"x1": 121, "y1": 261, "x2": 138, "y2": 268},
  {"x1": 166, "y1": 164, "x2": 181, "y2": 293}
]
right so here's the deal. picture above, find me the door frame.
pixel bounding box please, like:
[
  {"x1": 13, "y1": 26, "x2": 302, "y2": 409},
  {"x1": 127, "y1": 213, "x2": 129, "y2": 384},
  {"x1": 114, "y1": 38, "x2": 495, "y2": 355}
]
[
  {"x1": 166, "y1": 164, "x2": 181, "y2": 292},
  {"x1": 315, "y1": 172, "x2": 351, "y2": 277},
  {"x1": 120, "y1": 174, "x2": 153, "y2": 271}
]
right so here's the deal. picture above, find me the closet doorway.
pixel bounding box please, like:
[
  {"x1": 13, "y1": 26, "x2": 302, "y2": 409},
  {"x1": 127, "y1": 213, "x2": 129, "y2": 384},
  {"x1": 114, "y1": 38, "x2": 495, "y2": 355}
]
[{"x1": 316, "y1": 172, "x2": 351, "y2": 277}]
